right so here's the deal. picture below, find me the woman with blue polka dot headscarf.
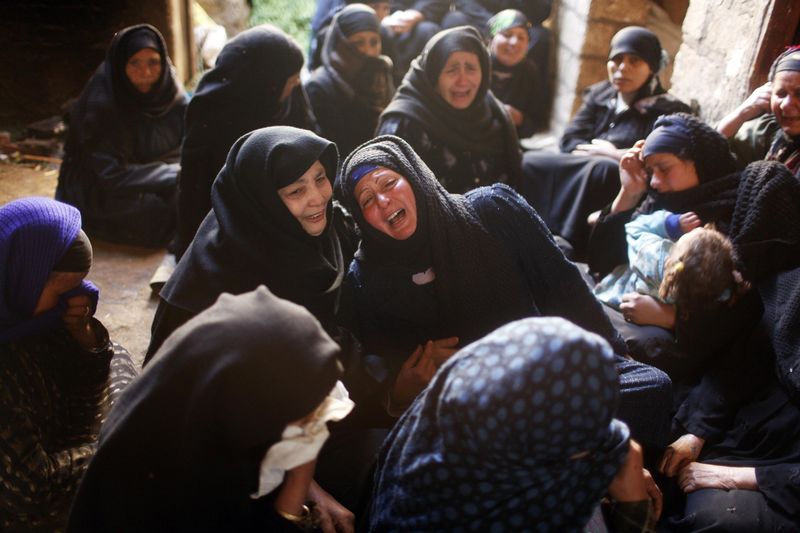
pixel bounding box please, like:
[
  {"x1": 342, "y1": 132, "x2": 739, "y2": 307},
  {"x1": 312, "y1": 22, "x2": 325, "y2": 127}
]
[{"x1": 369, "y1": 317, "x2": 658, "y2": 531}]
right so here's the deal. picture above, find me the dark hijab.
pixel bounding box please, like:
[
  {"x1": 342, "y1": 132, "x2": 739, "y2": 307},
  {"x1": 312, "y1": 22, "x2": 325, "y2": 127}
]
[
  {"x1": 68, "y1": 286, "x2": 343, "y2": 532},
  {"x1": 163, "y1": 126, "x2": 344, "y2": 325},
  {"x1": 642, "y1": 113, "x2": 740, "y2": 230},
  {"x1": 370, "y1": 317, "x2": 629, "y2": 531},
  {"x1": 608, "y1": 26, "x2": 666, "y2": 102},
  {"x1": 68, "y1": 24, "x2": 184, "y2": 141},
  {"x1": 0, "y1": 198, "x2": 98, "y2": 344},
  {"x1": 183, "y1": 24, "x2": 308, "y2": 143},
  {"x1": 341, "y1": 135, "x2": 532, "y2": 344},
  {"x1": 319, "y1": 4, "x2": 394, "y2": 111},
  {"x1": 378, "y1": 26, "x2": 521, "y2": 180}
]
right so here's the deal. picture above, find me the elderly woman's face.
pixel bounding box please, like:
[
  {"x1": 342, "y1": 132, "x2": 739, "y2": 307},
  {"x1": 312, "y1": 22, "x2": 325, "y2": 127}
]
[
  {"x1": 607, "y1": 53, "x2": 651, "y2": 96},
  {"x1": 125, "y1": 48, "x2": 162, "y2": 93},
  {"x1": 354, "y1": 167, "x2": 418, "y2": 240},
  {"x1": 436, "y1": 51, "x2": 482, "y2": 109},
  {"x1": 491, "y1": 26, "x2": 529, "y2": 67},
  {"x1": 645, "y1": 153, "x2": 699, "y2": 193},
  {"x1": 771, "y1": 70, "x2": 800, "y2": 136},
  {"x1": 277, "y1": 160, "x2": 333, "y2": 236}
]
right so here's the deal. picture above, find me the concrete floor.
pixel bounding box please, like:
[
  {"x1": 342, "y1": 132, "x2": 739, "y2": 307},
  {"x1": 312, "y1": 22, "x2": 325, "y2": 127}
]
[{"x1": 0, "y1": 161, "x2": 163, "y2": 367}]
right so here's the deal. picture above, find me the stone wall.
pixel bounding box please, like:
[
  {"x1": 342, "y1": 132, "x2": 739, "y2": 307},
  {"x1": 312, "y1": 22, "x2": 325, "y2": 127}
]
[
  {"x1": 0, "y1": 0, "x2": 194, "y2": 131},
  {"x1": 669, "y1": 0, "x2": 785, "y2": 125}
]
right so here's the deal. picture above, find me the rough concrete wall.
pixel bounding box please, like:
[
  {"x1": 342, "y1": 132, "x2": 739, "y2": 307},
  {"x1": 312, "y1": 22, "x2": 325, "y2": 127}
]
[
  {"x1": 670, "y1": 0, "x2": 773, "y2": 124},
  {"x1": 0, "y1": 0, "x2": 193, "y2": 131}
]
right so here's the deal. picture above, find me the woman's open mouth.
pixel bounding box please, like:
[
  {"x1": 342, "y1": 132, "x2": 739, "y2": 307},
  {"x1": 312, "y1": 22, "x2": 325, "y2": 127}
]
[{"x1": 387, "y1": 208, "x2": 406, "y2": 227}]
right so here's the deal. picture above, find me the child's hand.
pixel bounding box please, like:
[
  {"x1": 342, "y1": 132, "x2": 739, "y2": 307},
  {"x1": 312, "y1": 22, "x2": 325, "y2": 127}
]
[{"x1": 678, "y1": 211, "x2": 701, "y2": 233}]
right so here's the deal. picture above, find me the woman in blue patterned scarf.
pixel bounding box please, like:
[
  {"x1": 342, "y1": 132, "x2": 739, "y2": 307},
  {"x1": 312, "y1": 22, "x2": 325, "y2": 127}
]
[{"x1": 369, "y1": 317, "x2": 658, "y2": 531}]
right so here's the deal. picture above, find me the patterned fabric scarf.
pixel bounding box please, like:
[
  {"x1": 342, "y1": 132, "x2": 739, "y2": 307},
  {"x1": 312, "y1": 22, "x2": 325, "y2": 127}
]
[
  {"x1": 767, "y1": 131, "x2": 800, "y2": 177},
  {"x1": 0, "y1": 198, "x2": 98, "y2": 344},
  {"x1": 370, "y1": 317, "x2": 630, "y2": 531}
]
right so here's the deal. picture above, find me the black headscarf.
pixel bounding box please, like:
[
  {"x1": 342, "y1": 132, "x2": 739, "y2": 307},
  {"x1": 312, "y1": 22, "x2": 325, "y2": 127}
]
[
  {"x1": 318, "y1": 4, "x2": 394, "y2": 111},
  {"x1": 608, "y1": 26, "x2": 667, "y2": 102},
  {"x1": 67, "y1": 24, "x2": 184, "y2": 145},
  {"x1": 378, "y1": 26, "x2": 521, "y2": 178},
  {"x1": 183, "y1": 24, "x2": 309, "y2": 148},
  {"x1": 68, "y1": 286, "x2": 343, "y2": 531},
  {"x1": 643, "y1": 113, "x2": 740, "y2": 231},
  {"x1": 163, "y1": 126, "x2": 344, "y2": 325},
  {"x1": 341, "y1": 135, "x2": 532, "y2": 342}
]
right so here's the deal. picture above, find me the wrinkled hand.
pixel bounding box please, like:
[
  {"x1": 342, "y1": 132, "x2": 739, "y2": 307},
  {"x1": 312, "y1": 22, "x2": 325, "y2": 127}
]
[
  {"x1": 659, "y1": 434, "x2": 704, "y2": 478},
  {"x1": 678, "y1": 211, "x2": 701, "y2": 233},
  {"x1": 737, "y1": 82, "x2": 772, "y2": 122},
  {"x1": 608, "y1": 440, "x2": 663, "y2": 520},
  {"x1": 620, "y1": 293, "x2": 676, "y2": 328},
  {"x1": 504, "y1": 104, "x2": 524, "y2": 126},
  {"x1": 391, "y1": 343, "x2": 438, "y2": 406},
  {"x1": 308, "y1": 480, "x2": 355, "y2": 533},
  {"x1": 677, "y1": 463, "x2": 757, "y2": 493},
  {"x1": 382, "y1": 9, "x2": 423, "y2": 34},
  {"x1": 428, "y1": 336, "x2": 459, "y2": 368},
  {"x1": 63, "y1": 294, "x2": 98, "y2": 350},
  {"x1": 572, "y1": 138, "x2": 624, "y2": 160}
]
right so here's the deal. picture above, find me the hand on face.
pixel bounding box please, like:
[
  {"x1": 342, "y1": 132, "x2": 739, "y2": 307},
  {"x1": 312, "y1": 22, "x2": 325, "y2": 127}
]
[{"x1": 678, "y1": 211, "x2": 701, "y2": 233}]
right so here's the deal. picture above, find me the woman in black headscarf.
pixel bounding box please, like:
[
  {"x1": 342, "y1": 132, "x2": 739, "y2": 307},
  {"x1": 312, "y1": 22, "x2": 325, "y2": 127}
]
[
  {"x1": 175, "y1": 24, "x2": 318, "y2": 259},
  {"x1": 68, "y1": 287, "x2": 354, "y2": 533},
  {"x1": 520, "y1": 26, "x2": 690, "y2": 260},
  {"x1": 339, "y1": 135, "x2": 673, "y2": 451},
  {"x1": 376, "y1": 25, "x2": 523, "y2": 193},
  {"x1": 487, "y1": 9, "x2": 547, "y2": 138},
  {"x1": 306, "y1": 3, "x2": 395, "y2": 160},
  {"x1": 56, "y1": 24, "x2": 188, "y2": 248},
  {"x1": 146, "y1": 126, "x2": 355, "y2": 364}
]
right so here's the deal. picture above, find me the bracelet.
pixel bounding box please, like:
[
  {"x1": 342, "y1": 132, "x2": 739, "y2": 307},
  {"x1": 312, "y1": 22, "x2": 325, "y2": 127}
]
[{"x1": 277, "y1": 504, "x2": 315, "y2": 531}]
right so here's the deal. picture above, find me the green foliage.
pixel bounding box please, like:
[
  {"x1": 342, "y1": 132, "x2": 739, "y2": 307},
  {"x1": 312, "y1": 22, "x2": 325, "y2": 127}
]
[{"x1": 249, "y1": 0, "x2": 316, "y2": 55}]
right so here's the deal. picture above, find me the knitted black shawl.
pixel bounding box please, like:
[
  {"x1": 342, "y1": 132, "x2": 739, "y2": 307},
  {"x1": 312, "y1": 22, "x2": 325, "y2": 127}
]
[
  {"x1": 341, "y1": 135, "x2": 531, "y2": 342},
  {"x1": 728, "y1": 160, "x2": 800, "y2": 282}
]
